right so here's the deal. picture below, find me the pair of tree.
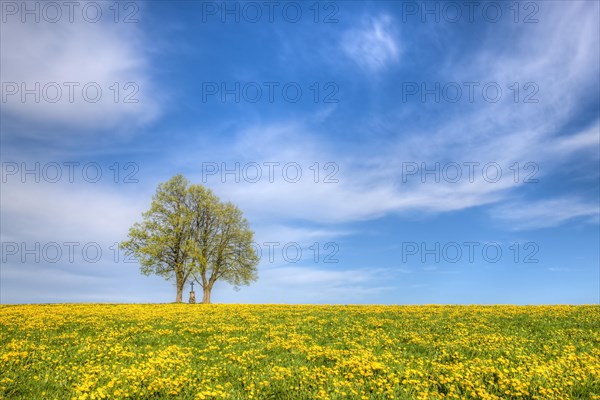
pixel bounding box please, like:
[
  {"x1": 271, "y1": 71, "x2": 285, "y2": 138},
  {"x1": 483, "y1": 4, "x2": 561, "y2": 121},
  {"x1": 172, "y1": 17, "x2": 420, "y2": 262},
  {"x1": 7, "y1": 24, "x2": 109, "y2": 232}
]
[{"x1": 120, "y1": 175, "x2": 259, "y2": 304}]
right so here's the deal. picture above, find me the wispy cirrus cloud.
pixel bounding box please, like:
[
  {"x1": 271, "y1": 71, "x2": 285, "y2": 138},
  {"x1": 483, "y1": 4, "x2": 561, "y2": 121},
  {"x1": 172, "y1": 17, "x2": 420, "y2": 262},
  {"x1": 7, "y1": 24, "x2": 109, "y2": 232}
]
[
  {"x1": 211, "y1": 264, "x2": 401, "y2": 304},
  {"x1": 492, "y1": 197, "x2": 599, "y2": 230},
  {"x1": 173, "y1": 112, "x2": 596, "y2": 230},
  {"x1": 341, "y1": 14, "x2": 400, "y2": 73}
]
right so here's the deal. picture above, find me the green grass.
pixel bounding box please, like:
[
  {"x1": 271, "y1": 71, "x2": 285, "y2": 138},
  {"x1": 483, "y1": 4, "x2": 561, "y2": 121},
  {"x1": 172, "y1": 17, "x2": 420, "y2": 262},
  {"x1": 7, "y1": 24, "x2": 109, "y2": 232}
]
[{"x1": 1, "y1": 304, "x2": 599, "y2": 399}]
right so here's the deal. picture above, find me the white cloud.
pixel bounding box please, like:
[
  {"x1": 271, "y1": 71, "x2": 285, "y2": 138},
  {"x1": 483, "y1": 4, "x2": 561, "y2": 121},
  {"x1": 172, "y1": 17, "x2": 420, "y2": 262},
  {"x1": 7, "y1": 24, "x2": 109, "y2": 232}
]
[
  {"x1": 0, "y1": 181, "x2": 148, "y2": 243},
  {"x1": 251, "y1": 224, "x2": 353, "y2": 250},
  {"x1": 1, "y1": 261, "x2": 172, "y2": 304},
  {"x1": 166, "y1": 108, "x2": 596, "y2": 230},
  {"x1": 212, "y1": 265, "x2": 400, "y2": 303},
  {"x1": 0, "y1": 7, "x2": 160, "y2": 133},
  {"x1": 492, "y1": 197, "x2": 599, "y2": 230},
  {"x1": 0, "y1": 180, "x2": 170, "y2": 304},
  {"x1": 549, "y1": 123, "x2": 600, "y2": 156},
  {"x1": 342, "y1": 14, "x2": 399, "y2": 73},
  {"x1": 160, "y1": 4, "x2": 599, "y2": 230}
]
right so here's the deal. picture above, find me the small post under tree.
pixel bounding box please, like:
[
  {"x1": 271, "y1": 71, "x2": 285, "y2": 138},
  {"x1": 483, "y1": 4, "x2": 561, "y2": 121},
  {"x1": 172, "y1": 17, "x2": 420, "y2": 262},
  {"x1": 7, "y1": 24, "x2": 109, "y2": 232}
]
[{"x1": 189, "y1": 281, "x2": 196, "y2": 304}]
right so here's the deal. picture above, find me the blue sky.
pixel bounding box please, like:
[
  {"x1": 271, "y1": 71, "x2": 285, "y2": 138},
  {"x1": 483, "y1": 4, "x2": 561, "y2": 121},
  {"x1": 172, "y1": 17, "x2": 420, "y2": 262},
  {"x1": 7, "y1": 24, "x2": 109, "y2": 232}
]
[{"x1": 1, "y1": 0, "x2": 599, "y2": 304}]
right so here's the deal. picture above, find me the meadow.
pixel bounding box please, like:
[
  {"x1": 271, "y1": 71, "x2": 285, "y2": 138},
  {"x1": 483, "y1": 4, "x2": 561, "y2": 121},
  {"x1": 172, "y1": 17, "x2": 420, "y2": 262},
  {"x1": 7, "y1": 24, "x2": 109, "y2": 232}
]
[{"x1": 1, "y1": 304, "x2": 599, "y2": 399}]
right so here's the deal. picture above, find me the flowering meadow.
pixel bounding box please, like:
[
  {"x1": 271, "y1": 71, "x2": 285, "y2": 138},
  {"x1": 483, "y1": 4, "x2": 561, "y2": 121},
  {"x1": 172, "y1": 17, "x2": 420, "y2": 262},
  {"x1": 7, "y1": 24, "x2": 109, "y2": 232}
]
[{"x1": 1, "y1": 304, "x2": 599, "y2": 399}]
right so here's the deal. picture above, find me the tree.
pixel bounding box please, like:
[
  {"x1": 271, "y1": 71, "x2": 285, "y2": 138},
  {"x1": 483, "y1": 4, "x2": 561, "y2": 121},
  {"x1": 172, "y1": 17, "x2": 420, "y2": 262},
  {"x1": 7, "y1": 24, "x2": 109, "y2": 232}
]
[
  {"x1": 121, "y1": 174, "x2": 258, "y2": 303},
  {"x1": 188, "y1": 184, "x2": 259, "y2": 304},
  {"x1": 120, "y1": 175, "x2": 193, "y2": 302}
]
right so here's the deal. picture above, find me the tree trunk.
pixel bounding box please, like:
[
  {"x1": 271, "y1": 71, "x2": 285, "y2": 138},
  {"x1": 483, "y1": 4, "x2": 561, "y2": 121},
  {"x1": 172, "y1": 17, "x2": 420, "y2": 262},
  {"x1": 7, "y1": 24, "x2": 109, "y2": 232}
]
[
  {"x1": 202, "y1": 287, "x2": 211, "y2": 304},
  {"x1": 175, "y1": 284, "x2": 183, "y2": 303}
]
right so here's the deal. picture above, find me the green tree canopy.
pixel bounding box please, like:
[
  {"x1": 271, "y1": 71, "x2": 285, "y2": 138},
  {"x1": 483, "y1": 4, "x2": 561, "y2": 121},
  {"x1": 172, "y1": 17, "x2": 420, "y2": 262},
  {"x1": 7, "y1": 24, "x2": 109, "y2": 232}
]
[{"x1": 121, "y1": 175, "x2": 258, "y2": 303}]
